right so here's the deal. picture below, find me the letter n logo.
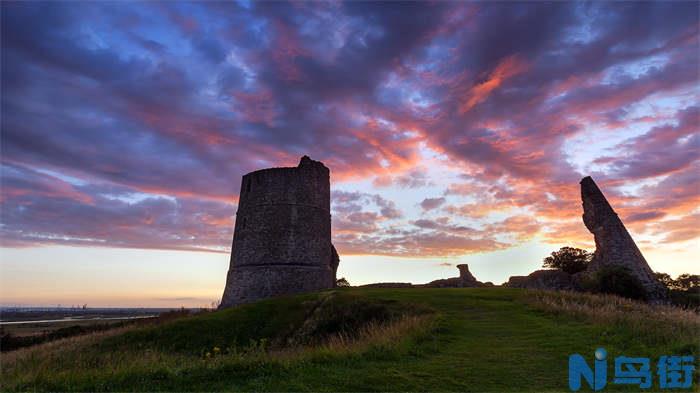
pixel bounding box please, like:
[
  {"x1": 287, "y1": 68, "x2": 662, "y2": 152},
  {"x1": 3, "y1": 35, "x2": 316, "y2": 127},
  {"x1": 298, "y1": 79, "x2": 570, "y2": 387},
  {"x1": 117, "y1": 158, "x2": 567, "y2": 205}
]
[{"x1": 569, "y1": 349, "x2": 607, "y2": 391}]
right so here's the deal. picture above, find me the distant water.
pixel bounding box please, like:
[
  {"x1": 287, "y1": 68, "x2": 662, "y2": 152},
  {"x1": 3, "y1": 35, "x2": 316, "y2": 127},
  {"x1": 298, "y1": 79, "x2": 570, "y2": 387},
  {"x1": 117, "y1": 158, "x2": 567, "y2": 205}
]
[{"x1": 0, "y1": 315, "x2": 156, "y2": 325}]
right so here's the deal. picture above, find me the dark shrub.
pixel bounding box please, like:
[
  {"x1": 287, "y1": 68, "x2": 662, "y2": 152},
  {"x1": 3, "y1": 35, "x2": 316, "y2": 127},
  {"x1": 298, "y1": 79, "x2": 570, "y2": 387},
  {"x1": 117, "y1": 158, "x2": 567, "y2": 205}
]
[
  {"x1": 654, "y1": 272, "x2": 675, "y2": 289},
  {"x1": 674, "y1": 274, "x2": 700, "y2": 292},
  {"x1": 594, "y1": 266, "x2": 647, "y2": 301},
  {"x1": 668, "y1": 290, "x2": 700, "y2": 311},
  {"x1": 654, "y1": 272, "x2": 700, "y2": 292},
  {"x1": 542, "y1": 247, "x2": 592, "y2": 274}
]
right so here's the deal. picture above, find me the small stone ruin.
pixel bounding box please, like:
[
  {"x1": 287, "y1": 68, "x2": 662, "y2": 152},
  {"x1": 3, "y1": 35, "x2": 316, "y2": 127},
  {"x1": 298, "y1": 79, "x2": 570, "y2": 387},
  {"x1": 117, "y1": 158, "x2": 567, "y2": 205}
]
[
  {"x1": 423, "y1": 264, "x2": 490, "y2": 288},
  {"x1": 360, "y1": 264, "x2": 491, "y2": 289}
]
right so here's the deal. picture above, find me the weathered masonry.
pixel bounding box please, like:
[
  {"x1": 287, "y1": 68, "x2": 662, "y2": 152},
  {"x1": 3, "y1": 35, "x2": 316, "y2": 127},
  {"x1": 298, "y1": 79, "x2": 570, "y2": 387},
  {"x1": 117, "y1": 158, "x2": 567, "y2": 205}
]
[
  {"x1": 580, "y1": 176, "x2": 667, "y2": 301},
  {"x1": 219, "y1": 156, "x2": 339, "y2": 308}
]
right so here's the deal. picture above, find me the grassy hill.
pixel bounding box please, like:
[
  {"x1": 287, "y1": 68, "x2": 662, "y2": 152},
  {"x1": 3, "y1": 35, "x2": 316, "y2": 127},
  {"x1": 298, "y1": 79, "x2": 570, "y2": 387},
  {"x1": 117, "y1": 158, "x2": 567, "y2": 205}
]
[{"x1": 2, "y1": 287, "x2": 698, "y2": 392}]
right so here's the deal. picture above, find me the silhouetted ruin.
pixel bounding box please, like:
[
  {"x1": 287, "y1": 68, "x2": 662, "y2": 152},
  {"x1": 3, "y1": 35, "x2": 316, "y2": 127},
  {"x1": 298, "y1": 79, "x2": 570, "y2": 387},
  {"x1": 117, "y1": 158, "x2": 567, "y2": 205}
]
[
  {"x1": 360, "y1": 264, "x2": 491, "y2": 289},
  {"x1": 219, "y1": 156, "x2": 339, "y2": 308},
  {"x1": 424, "y1": 264, "x2": 487, "y2": 287},
  {"x1": 506, "y1": 176, "x2": 666, "y2": 302},
  {"x1": 579, "y1": 176, "x2": 666, "y2": 301},
  {"x1": 505, "y1": 269, "x2": 574, "y2": 290}
]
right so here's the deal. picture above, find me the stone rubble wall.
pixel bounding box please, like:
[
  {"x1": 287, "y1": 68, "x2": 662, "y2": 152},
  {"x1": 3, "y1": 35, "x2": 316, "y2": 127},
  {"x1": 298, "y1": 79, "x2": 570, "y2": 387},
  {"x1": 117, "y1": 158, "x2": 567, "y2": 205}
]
[{"x1": 504, "y1": 269, "x2": 574, "y2": 290}]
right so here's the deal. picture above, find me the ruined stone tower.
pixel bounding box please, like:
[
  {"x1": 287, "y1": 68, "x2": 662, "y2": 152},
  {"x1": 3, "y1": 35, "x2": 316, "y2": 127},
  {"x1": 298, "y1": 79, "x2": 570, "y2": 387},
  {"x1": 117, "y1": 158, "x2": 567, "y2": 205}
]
[
  {"x1": 580, "y1": 176, "x2": 666, "y2": 301},
  {"x1": 219, "y1": 156, "x2": 339, "y2": 308}
]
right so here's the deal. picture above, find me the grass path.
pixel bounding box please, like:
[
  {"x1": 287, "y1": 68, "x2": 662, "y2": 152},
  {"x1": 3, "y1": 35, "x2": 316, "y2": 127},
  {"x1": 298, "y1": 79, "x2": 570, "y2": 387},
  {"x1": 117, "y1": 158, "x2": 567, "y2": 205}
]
[{"x1": 248, "y1": 288, "x2": 645, "y2": 392}]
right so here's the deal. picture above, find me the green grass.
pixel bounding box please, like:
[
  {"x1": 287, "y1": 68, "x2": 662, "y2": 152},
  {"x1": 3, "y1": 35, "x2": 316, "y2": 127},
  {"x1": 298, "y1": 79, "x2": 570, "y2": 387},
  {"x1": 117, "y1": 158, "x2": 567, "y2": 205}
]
[{"x1": 2, "y1": 288, "x2": 698, "y2": 392}]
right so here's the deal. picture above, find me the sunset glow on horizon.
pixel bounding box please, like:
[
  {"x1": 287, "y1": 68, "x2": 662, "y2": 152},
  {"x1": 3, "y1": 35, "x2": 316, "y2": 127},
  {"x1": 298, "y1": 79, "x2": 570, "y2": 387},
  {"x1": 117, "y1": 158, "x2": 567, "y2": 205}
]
[{"x1": 1, "y1": 1, "x2": 698, "y2": 307}]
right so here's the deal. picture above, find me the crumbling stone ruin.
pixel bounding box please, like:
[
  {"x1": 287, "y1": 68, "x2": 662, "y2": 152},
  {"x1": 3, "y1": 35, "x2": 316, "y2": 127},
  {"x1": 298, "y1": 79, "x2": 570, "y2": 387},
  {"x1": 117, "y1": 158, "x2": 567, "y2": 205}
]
[
  {"x1": 219, "y1": 156, "x2": 339, "y2": 308},
  {"x1": 505, "y1": 176, "x2": 666, "y2": 301},
  {"x1": 579, "y1": 176, "x2": 666, "y2": 301},
  {"x1": 360, "y1": 264, "x2": 492, "y2": 289},
  {"x1": 505, "y1": 269, "x2": 573, "y2": 290},
  {"x1": 424, "y1": 264, "x2": 489, "y2": 288}
]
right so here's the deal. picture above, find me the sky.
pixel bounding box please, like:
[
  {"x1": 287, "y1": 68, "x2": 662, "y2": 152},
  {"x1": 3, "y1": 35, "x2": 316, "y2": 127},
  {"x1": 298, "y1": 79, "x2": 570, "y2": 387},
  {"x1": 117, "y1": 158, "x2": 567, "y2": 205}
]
[{"x1": 1, "y1": 1, "x2": 698, "y2": 308}]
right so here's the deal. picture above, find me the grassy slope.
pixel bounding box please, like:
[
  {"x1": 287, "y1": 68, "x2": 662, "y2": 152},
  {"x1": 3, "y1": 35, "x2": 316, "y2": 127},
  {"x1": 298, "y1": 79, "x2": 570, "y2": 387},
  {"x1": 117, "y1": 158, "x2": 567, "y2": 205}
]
[{"x1": 2, "y1": 287, "x2": 698, "y2": 392}]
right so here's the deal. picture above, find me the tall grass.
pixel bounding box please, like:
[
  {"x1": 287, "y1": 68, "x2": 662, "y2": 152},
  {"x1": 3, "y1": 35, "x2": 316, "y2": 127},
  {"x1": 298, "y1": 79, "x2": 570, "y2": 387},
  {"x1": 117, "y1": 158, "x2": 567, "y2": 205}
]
[
  {"x1": 283, "y1": 314, "x2": 436, "y2": 360},
  {"x1": 0, "y1": 294, "x2": 436, "y2": 392},
  {"x1": 1, "y1": 324, "x2": 139, "y2": 366},
  {"x1": 522, "y1": 289, "x2": 700, "y2": 350}
]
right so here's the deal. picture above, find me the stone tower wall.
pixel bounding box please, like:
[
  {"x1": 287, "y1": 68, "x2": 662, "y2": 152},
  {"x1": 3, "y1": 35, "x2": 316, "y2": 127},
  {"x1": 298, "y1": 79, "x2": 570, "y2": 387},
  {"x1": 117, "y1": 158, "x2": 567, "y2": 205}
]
[{"x1": 220, "y1": 156, "x2": 337, "y2": 307}]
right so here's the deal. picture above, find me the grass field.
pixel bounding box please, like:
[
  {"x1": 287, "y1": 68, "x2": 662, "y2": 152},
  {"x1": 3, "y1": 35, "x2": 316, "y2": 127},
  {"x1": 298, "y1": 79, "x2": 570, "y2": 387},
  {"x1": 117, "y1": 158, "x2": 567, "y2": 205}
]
[
  {"x1": 1, "y1": 319, "x2": 131, "y2": 337},
  {"x1": 2, "y1": 287, "x2": 698, "y2": 392}
]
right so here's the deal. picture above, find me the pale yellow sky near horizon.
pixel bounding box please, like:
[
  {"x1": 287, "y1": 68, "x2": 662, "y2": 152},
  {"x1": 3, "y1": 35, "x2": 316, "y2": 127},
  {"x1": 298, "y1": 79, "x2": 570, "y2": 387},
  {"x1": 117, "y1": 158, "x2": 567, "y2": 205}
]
[{"x1": 1, "y1": 240, "x2": 697, "y2": 308}]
